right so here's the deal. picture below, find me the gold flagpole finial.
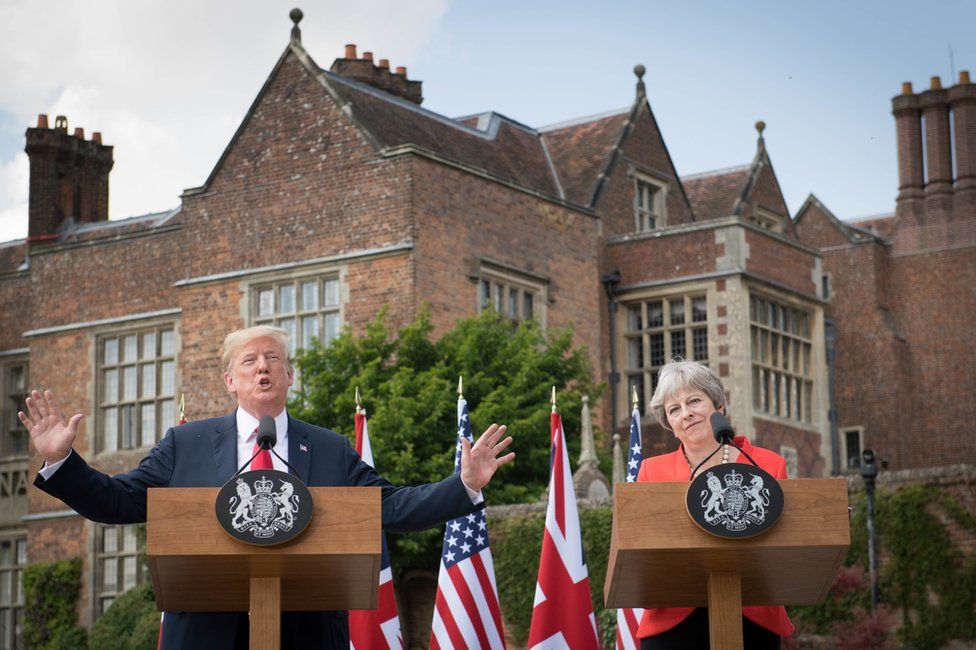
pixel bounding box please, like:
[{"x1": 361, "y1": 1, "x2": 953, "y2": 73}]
[
  {"x1": 355, "y1": 386, "x2": 363, "y2": 414},
  {"x1": 551, "y1": 386, "x2": 557, "y2": 413},
  {"x1": 458, "y1": 376, "x2": 463, "y2": 398},
  {"x1": 632, "y1": 384, "x2": 640, "y2": 411},
  {"x1": 179, "y1": 393, "x2": 186, "y2": 420}
]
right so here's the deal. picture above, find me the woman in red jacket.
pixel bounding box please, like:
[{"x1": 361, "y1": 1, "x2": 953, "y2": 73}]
[{"x1": 636, "y1": 359, "x2": 794, "y2": 649}]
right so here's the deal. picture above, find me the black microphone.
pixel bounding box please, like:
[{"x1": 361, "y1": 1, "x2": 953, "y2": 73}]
[
  {"x1": 709, "y1": 412, "x2": 735, "y2": 445},
  {"x1": 256, "y1": 415, "x2": 277, "y2": 450}
]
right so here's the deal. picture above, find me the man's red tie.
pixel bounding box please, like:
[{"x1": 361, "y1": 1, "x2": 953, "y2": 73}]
[{"x1": 250, "y1": 440, "x2": 274, "y2": 471}]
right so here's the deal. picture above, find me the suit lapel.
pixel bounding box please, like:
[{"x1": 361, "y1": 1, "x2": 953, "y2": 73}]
[
  {"x1": 288, "y1": 416, "x2": 311, "y2": 484},
  {"x1": 213, "y1": 412, "x2": 238, "y2": 485}
]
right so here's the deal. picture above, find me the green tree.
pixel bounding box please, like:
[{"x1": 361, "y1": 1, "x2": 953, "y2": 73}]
[{"x1": 290, "y1": 308, "x2": 600, "y2": 574}]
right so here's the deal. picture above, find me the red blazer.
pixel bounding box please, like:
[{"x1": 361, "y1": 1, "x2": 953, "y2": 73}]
[{"x1": 635, "y1": 436, "x2": 795, "y2": 638}]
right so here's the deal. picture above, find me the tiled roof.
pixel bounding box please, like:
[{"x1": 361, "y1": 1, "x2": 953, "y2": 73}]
[
  {"x1": 0, "y1": 240, "x2": 27, "y2": 274},
  {"x1": 540, "y1": 110, "x2": 629, "y2": 206},
  {"x1": 681, "y1": 165, "x2": 750, "y2": 220},
  {"x1": 324, "y1": 71, "x2": 563, "y2": 198},
  {"x1": 849, "y1": 213, "x2": 896, "y2": 240},
  {"x1": 57, "y1": 208, "x2": 180, "y2": 244}
]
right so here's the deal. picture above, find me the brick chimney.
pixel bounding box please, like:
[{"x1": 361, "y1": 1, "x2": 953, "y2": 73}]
[
  {"x1": 920, "y1": 76, "x2": 953, "y2": 232},
  {"x1": 892, "y1": 82, "x2": 924, "y2": 222},
  {"x1": 329, "y1": 44, "x2": 423, "y2": 104},
  {"x1": 950, "y1": 70, "x2": 976, "y2": 216},
  {"x1": 24, "y1": 114, "x2": 114, "y2": 240}
]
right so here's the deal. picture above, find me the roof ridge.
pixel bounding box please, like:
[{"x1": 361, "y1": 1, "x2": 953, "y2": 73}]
[
  {"x1": 322, "y1": 68, "x2": 540, "y2": 140},
  {"x1": 681, "y1": 164, "x2": 752, "y2": 182},
  {"x1": 848, "y1": 211, "x2": 895, "y2": 224},
  {"x1": 537, "y1": 107, "x2": 630, "y2": 133}
]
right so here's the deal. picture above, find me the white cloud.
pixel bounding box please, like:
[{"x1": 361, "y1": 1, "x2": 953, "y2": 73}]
[{"x1": 0, "y1": 0, "x2": 450, "y2": 241}]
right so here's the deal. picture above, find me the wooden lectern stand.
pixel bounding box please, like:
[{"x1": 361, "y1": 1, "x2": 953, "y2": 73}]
[
  {"x1": 146, "y1": 486, "x2": 381, "y2": 650},
  {"x1": 605, "y1": 479, "x2": 849, "y2": 649}
]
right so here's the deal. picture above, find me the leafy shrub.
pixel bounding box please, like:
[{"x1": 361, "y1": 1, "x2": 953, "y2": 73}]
[
  {"x1": 22, "y1": 558, "x2": 87, "y2": 649},
  {"x1": 88, "y1": 582, "x2": 160, "y2": 650}
]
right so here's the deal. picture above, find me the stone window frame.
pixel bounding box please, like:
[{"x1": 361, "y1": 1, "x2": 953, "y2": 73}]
[
  {"x1": 841, "y1": 425, "x2": 864, "y2": 472},
  {"x1": 474, "y1": 261, "x2": 548, "y2": 328},
  {"x1": 632, "y1": 172, "x2": 668, "y2": 232},
  {"x1": 621, "y1": 292, "x2": 709, "y2": 420},
  {"x1": 93, "y1": 524, "x2": 143, "y2": 619},
  {"x1": 749, "y1": 293, "x2": 815, "y2": 424},
  {"x1": 0, "y1": 535, "x2": 26, "y2": 649},
  {"x1": 95, "y1": 323, "x2": 178, "y2": 454},
  {"x1": 0, "y1": 357, "x2": 28, "y2": 460},
  {"x1": 245, "y1": 270, "x2": 345, "y2": 356},
  {"x1": 749, "y1": 206, "x2": 784, "y2": 233}
]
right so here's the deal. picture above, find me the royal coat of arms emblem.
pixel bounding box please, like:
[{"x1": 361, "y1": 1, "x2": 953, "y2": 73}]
[
  {"x1": 686, "y1": 463, "x2": 784, "y2": 539},
  {"x1": 215, "y1": 470, "x2": 313, "y2": 546}
]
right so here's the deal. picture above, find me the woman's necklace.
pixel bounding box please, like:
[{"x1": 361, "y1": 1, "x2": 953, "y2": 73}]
[{"x1": 683, "y1": 444, "x2": 730, "y2": 470}]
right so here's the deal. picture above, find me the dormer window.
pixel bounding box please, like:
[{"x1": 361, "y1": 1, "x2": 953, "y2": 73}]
[{"x1": 634, "y1": 176, "x2": 667, "y2": 232}]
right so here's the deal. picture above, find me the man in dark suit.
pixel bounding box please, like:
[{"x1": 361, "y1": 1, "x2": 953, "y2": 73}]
[{"x1": 22, "y1": 325, "x2": 514, "y2": 649}]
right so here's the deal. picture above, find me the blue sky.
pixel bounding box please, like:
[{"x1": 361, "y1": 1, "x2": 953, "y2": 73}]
[{"x1": 0, "y1": 0, "x2": 973, "y2": 240}]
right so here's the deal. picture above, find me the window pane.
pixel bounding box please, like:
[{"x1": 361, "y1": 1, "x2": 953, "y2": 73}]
[
  {"x1": 123, "y1": 527, "x2": 137, "y2": 553},
  {"x1": 627, "y1": 337, "x2": 643, "y2": 369},
  {"x1": 301, "y1": 282, "x2": 318, "y2": 310},
  {"x1": 101, "y1": 597, "x2": 115, "y2": 614},
  {"x1": 691, "y1": 297, "x2": 707, "y2": 322},
  {"x1": 669, "y1": 300, "x2": 685, "y2": 326},
  {"x1": 523, "y1": 293, "x2": 534, "y2": 320},
  {"x1": 102, "y1": 527, "x2": 118, "y2": 553},
  {"x1": 160, "y1": 400, "x2": 174, "y2": 435},
  {"x1": 493, "y1": 284, "x2": 503, "y2": 311},
  {"x1": 257, "y1": 288, "x2": 274, "y2": 317},
  {"x1": 0, "y1": 544, "x2": 9, "y2": 566},
  {"x1": 627, "y1": 305, "x2": 642, "y2": 331},
  {"x1": 647, "y1": 301, "x2": 663, "y2": 328},
  {"x1": 160, "y1": 362, "x2": 175, "y2": 395},
  {"x1": 649, "y1": 333, "x2": 665, "y2": 366},
  {"x1": 323, "y1": 279, "x2": 339, "y2": 307},
  {"x1": 104, "y1": 339, "x2": 118, "y2": 365},
  {"x1": 508, "y1": 289, "x2": 518, "y2": 317},
  {"x1": 103, "y1": 370, "x2": 118, "y2": 403},
  {"x1": 103, "y1": 408, "x2": 118, "y2": 452},
  {"x1": 123, "y1": 336, "x2": 138, "y2": 363},
  {"x1": 122, "y1": 405, "x2": 136, "y2": 448},
  {"x1": 160, "y1": 330, "x2": 175, "y2": 356},
  {"x1": 122, "y1": 367, "x2": 137, "y2": 401},
  {"x1": 279, "y1": 285, "x2": 296, "y2": 314},
  {"x1": 0, "y1": 573, "x2": 9, "y2": 606},
  {"x1": 670, "y1": 330, "x2": 686, "y2": 358},
  {"x1": 752, "y1": 367, "x2": 761, "y2": 408},
  {"x1": 15, "y1": 541, "x2": 25, "y2": 565},
  {"x1": 693, "y1": 327, "x2": 708, "y2": 361},
  {"x1": 123, "y1": 557, "x2": 137, "y2": 590},
  {"x1": 141, "y1": 332, "x2": 156, "y2": 360},
  {"x1": 324, "y1": 313, "x2": 340, "y2": 344},
  {"x1": 140, "y1": 405, "x2": 155, "y2": 447},
  {"x1": 141, "y1": 364, "x2": 155, "y2": 398},
  {"x1": 302, "y1": 316, "x2": 319, "y2": 347},
  {"x1": 627, "y1": 375, "x2": 644, "y2": 410},
  {"x1": 10, "y1": 365, "x2": 25, "y2": 392},
  {"x1": 279, "y1": 318, "x2": 297, "y2": 354},
  {"x1": 102, "y1": 558, "x2": 117, "y2": 590}
]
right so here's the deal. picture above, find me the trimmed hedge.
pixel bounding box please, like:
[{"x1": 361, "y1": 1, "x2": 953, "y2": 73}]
[
  {"x1": 22, "y1": 558, "x2": 87, "y2": 649},
  {"x1": 88, "y1": 582, "x2": 160, "y2": 650}
]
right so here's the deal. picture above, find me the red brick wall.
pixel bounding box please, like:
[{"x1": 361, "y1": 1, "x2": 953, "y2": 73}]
[
  {"x1": 744, "y1": 229, "x2": 817, "y2": 295},
  {"x1": 753, "y1": 417, "x2": 824, "y2": 477},
  {"x1": 794, "y1": 203, "x2": 853, "y2": 249},
  {"x1": 606, "y1": 228, "x2": 719, "y2": 286}
]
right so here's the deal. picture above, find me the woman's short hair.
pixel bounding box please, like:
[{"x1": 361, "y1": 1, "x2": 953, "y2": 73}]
[
  {"x1": 221, "y1": 326, "x2": 292, "y2": 372},
  {"x1": 649, "y1": 359, "x2": 726, "y2": 430}
]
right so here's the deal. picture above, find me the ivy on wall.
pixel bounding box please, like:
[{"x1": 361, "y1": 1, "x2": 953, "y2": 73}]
[{"x1": 22, "y1": 558, "x2": 87, "y2": 649}]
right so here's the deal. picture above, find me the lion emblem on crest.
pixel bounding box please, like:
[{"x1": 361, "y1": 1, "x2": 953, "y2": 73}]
[
  {"x1": 699, "y1": 468, "x2": 771, "y2": 532},
  {"x1": 227, "y1": 475, "x2": 301, "y2": 539}
]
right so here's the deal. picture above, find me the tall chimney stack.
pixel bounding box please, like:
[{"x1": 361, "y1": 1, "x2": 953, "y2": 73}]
[
  {"x1": 950, "y1": 70, "x2": 976, "y2": 217},
  {"x1": 24, "y1": 115, "x2": 114, "y2": 241},
  {"x1": 329, "y1": 44, "x2": 424, "y2": 104},
  {"x1": 892, "y1": 82, "x2": 924, "y2": 226}
]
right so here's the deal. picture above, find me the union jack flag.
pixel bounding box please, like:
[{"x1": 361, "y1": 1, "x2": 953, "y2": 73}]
[
  {"x1": 526, "y1": 406, "x2": 600, "y2": 649},
  {"x1": 350, "y1": 408, "x2": 404, "y2": 650},
  {"x1": 430, "y1": 394, "x2": 506, "y2": 649},
  {"x1": 615, "y1": 405, "x2": 645, "y2": 650}
]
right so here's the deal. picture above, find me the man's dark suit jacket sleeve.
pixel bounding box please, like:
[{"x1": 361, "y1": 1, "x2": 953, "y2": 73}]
[{"x1": 33, "y1": 430, "x2": 177, "y2": 524}]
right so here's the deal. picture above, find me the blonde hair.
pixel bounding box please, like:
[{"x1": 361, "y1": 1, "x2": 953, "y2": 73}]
[
  {"x1": 649, "y1": 358, "x2": 726, "y2": 431},
  {"x1": 221, "y1": 326, "x2": 291, "y2": 372}
]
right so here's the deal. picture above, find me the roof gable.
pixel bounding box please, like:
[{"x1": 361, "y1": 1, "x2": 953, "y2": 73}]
[
  {"x1": 794, "y1": 194, "x2": 884, "y2": 247},
  {"x1": 540, "y1": 109, "x2": 629, "y2": 206},
  {"x1": 681, "y1": 165, "x2": 751, "y2": 220}
]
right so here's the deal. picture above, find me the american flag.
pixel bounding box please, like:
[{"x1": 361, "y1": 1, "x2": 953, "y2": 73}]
[
  {"x1": 430, "y1": 394, "x2": 506, "y2": 649},
  {"x1": 615, "y1": 405, "x2": 645, "y2": 650},
  {"x1": 349, "y1": 408, "x2": 404, "y2": 650},
  {"x1": 526, "y1": 407, "x2": 600, "y2": 650}
]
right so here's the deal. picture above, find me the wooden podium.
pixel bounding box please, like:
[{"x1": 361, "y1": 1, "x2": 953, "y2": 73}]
[
  {"x1": 146, "y1": 486, "x2": 382, "y2": 650},
  {"x1": 605, "y1": 479, "x2": 850, "y2": 649}
]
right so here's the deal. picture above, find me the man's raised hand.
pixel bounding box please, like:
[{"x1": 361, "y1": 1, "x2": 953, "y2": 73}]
[
  {"x1": 459, "y1": 423, "x2": 514, "y2": 493},
  {"x1": 18, "y1": 389, "x2": 82, "y2": 465}
]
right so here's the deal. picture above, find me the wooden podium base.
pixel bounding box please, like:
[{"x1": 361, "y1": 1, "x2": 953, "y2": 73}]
[
  {"x1": 250, "y1": 577, "x2": 281, "y2": 650},
  {"x1": 707, "y1": 572, "x2": 742, "y2": 650}
]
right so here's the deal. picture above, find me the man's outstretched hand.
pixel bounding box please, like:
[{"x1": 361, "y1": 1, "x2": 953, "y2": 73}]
[
  {"x1": 460, "y1": 423, "x2": 514, "y2": 493},
  {"x1": 19, "y1": 389, "x2": 82, "y2": 465}
]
